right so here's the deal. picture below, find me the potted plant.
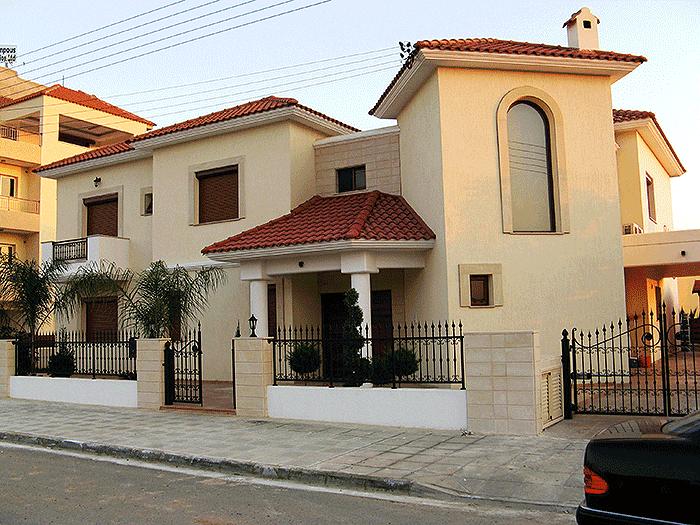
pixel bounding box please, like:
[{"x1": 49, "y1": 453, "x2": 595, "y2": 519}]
[{"x1": 288, "y1": 343, "x2": 321, "y2": 384}]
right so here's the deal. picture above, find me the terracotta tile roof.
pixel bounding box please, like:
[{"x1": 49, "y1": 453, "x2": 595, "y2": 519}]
[
  {"x1": 36, "y1": 96, "x2": 357, "y2": 173},
  {"x1": 131, "y1": 95, "x2": 357, "y2": 143},
  {"x1": 370, "y1": 38, "x2": 646, "y2": 115},
  {"x1": 0, "y1": 95, "x2": 14, "y2": 105},
  {"x1": 202, "y1": 191, "x2": 435, "y2": 254},
  {"x1": 0, "y1": 84, "x2": 155, "y2": 127},
  {"x1": 613, "y1": 109, "x2": 684, "y2": 172}
]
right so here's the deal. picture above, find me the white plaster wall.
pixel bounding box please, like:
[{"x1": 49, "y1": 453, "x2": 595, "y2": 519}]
[
  {"x1": 267, "y1": 386, "x2": 467, "y2": 430},
  {"x1": 10, "y1": 376, "x2": 137, "y2": 407}
]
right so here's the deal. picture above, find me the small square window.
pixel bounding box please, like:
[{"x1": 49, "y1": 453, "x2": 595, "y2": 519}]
[
  {"x1": 469, "y1": 275, "x2": 491, "y2": 307},
  {"x1": 337, "y1": 165, "x2": 366, "y2": 193},
  {"x1": 143, "y1": 192, "x2": 153, "y2": 216},
  {"x1": 583, "y1": 20, "x2": 592, "y2": 29}
]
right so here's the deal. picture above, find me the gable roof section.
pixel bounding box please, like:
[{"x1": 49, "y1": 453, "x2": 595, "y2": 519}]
[
  {"x1": 613, "y1": 109, "x2": 685, "y2": 174},
  {"x1": 370, "y1": 38, "x2": 646, "y2": 116},
  {"x1": 36, "y1": 96, "x2": 357, "y2": 174},
  {"x1": 0, "y1": 84, "x2": 155, "y2": 127},
  {"x1": 202, "y1": 191, "x2": 435, "y2": 254}
]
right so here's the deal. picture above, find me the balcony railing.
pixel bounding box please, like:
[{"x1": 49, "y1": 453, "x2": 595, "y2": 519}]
[
  {"x1": 0, "y1": 125, "x2": 18, "y2": 141},
  {"x1": 0, "y1": 195, "x2": 40, "y2": 214},
  {"x1": 52, "y1": 238, "x2": 88, "y2": 262}
]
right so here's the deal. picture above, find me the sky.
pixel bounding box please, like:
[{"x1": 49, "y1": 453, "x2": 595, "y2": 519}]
[{"x1": 4, "y1": 0, "x2": 699, "y2": 228}]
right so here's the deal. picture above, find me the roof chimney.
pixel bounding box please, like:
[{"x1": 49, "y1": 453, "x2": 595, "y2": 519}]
[{"x1": 563, "y1": 7, "x2": 600, "y2": 50}]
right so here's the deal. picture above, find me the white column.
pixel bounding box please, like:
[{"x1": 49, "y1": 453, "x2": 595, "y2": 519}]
[
  {"x1": 249, "y1": 280, "x2": 269, "y2": 337},
  {"x1": 351, "y1": 272, "x2": 372, "y2": 340}
]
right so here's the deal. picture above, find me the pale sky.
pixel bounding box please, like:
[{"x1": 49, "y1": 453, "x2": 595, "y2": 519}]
[{"x1": 5, "y1": 0, "x2": 699, "y2": 228}]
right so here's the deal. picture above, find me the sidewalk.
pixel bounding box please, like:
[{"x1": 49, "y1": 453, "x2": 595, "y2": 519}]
[{"x1": 0, "y1": 399, "x2": 632, "y2": 507}]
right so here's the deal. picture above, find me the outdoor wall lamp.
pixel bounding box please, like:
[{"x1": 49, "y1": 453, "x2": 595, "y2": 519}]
[
  {"x1": 248, "y1": 315, "x2": 258, "y2": 338},
  {"x1": 93, "y1": 177, "x2": 101, "y2": 187}
]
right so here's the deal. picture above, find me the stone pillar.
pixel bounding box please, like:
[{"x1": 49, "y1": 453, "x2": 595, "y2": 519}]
[
  {"x1": 0, "y1": 340, "x2": 15, "y2": 398},
  {"x1": 351, "y1": 272, "x2": 372, "y2": 339},
  {"x1": 233, "y1": 337, "x2": 273, "y2": 417},
  {"x1": 249, "y1": 280, "x2": 269, "y2": 337},
  {"x1": 136, "y1": 338, "x2": 168, "y2": 409}
]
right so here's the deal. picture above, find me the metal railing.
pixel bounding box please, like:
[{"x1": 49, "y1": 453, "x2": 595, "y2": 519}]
[
  {"x1": 52, "y1": 237, "x2": 87, "y2": 262},
  {"x1": 0, "y1": 195, "x2": 40, "y2": 214},
  {"x1": 272, "y1": 321, "x2": 465, "y2": 388},
  {"x1": 0, "y1": 125, "x2": 18, "y2": 141},
  {"x1": 14, "y1": 330, "x2": 138, "y2": 379}
]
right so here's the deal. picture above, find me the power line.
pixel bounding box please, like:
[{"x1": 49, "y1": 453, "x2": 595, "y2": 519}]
[
  {"x1": 1, "y1": 47, "x2": 395, "y2": 116},
  {"x1": 18, "y1": 0, "x2": 226, "y2": 69},
  {"x1": 7, "y1": 63, "x2": 396, "y2": 135},
  {"x1": 20, "y1": 0, "x2": 190, "y2": 57},
  {"x1": 5, "y1": 0, "x2": 334, "y2": 99}
]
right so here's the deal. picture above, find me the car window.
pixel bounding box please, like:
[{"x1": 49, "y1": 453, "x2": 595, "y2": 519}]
[{"x1": 663, "y1": 411, "x2": 700, "y2": 435}]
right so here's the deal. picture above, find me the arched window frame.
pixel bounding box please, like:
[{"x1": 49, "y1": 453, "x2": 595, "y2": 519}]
[{"x1": 496, "y1": 87, "x2": 570, "y2": 234}]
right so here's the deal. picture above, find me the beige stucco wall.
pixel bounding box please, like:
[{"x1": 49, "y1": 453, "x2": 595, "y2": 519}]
[
  {"x1": 397, "y1": 67, "x2": 626, "y2": 367},
  {"x1": 314, "y1": 128, "x2": 401, "y2": 196}
]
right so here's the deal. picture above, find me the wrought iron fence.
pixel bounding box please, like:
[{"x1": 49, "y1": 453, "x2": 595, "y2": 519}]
[
  {"x1": 562, "y1": 307, "x2": 699, "y2": 417},
  {"x1": 14, "y1": 330, "x2": 137, "y2": 379},
  {"x1": 272, "y1": 321, "x2": 465, "y2": 388},
  {"x1": 52, "y1": 238, "x2": 87, "y2": 262},
  {"x1": 164, "y1": 324, "x2": 203, "y2": 405}
]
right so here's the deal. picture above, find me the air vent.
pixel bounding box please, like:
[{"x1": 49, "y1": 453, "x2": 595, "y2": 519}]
[{"x1": 540, "y1": 368, "x2": 563, "y2": 429}]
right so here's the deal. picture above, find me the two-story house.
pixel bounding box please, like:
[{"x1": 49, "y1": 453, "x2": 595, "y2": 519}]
[
  {"x1": 0, "y1": 68, "x2": 153, "y2": 263},
  {"x1": 35, "y1": 7, "x2": 695, "y2": 430}
]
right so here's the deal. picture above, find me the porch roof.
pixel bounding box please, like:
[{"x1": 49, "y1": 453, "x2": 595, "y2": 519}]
[{"x1": 202, "y1": 191, "x2": 435, "y2": 255}]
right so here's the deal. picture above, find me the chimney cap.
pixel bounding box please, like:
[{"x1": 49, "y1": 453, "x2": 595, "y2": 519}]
[{"x1": 563, "y1": 7, "x2": 600, "y2": 28}]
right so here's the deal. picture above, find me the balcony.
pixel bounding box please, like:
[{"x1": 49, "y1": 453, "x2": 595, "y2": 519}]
[
  {"x1": 0, "y1": 195, "x2": 41, "y2": 233},
  {"x1": 0, "y1": 125, "x2": 41, "y2": 166},
  {"x1": 623, "y1": 229, "x2": 700, "y2": 277},
  {"x1": 41, "y1": 235, "x2": 130, "y2": 277}
]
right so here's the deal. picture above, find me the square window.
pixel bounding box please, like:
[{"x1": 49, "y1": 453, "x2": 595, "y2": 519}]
[
  {"x1": 143, "y1": 192, "x2": 153, "y2": 216},
  {"x1": 337, "y1": 165, "x2": 366, "y2": 193},
  {"x1": 469, "y1": 275, "x2": 491, "y2": 307}
]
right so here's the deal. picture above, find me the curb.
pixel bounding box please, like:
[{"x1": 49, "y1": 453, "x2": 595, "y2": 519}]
[
  {"x1": 0, "y1": 430, "x2": 577, "y2": 512},
  {"x1": 0, "y1": 430, "x2": 414, "y2": 495}
]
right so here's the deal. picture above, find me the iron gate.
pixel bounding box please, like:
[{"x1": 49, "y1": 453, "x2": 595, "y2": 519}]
[
  {"x1": 562, "y1": 308, "x2": 699, "y2": 417},
  {"x1": 164, "y1": 324, "x2": 202, "y2": 405}
]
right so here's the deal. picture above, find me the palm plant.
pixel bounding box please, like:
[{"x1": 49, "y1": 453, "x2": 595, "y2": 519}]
[{"x1": 80, "y1": 260, "x2": 226, "y2": 338}]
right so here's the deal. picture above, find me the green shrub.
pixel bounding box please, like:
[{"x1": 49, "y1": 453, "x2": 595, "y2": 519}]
[
  {"x1": 393, "y1": 346, "x2": 419, "y2": 379},
  {"x1": 371, "y1": 347, "x2": 419, "y2": 385},
  {"x1": 48, "y1": 338, "x2": 74, "y2": 378},
  {"x1": 289, "y1": 343, "x2": 320, "y2": 377}
]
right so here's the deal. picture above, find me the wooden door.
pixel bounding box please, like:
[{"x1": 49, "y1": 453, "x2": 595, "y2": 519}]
[
  {"x1": 267, "y1": 284, "x2": 277, "y2": 337},
  {"x1": 85, "y1": 298, "x2": 118, "y2": 341},
  {"x1": 85, "y1": 194, "x2": 118, "y2": 236},
  {"x1": 370, "y1": 290, "x2": 393, "y2": 356}
]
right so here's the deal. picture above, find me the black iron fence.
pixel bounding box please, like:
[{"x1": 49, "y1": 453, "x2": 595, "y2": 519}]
[
  {"x1": 14, "y1": 330, "x2": 137, "y2": 379},
  {"x1": 52, "y1": 238, "x2": 87, "y2": 262},
  {"x1": 272, "y1": 321, "x2": 465, "y2": 388},
  {"x1": 164, "y1": 324, "x2": 203, "y2": 405},
  {"x1": 562, "y1": 307, "x2": 699, "y2": 417}
]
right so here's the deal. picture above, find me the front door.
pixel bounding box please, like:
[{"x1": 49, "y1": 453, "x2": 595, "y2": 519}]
[
  {"x1": 370, "y1": 290, "x2": 393, "y2": 356},
  {"x1": 85, "y1": 194, "x2": 118, "y2": 236},
  {"x1": 84, "y1": 297, "x2": 118, "y2": 341}
]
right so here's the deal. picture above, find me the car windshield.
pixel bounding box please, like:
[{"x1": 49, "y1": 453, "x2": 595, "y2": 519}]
[{"x1": 663, "y1": 411, "x2": 700, "y2": 435}]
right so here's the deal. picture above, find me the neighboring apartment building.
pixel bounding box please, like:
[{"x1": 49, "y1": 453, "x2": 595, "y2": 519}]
[
  {"x1": 35, "y1": 8, "x2": 695, "y2": 426},
  {"x1": 0, "y1": 67, "x2": 153, "y2": 262}
]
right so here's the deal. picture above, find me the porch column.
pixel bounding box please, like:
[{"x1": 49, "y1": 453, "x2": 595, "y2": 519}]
[
  {"x1": 351, "y1": 272, "x2": 372, "y2": 339},
  {"x1": 249, "y1": 279, "x2": 269, "y2": 337}
]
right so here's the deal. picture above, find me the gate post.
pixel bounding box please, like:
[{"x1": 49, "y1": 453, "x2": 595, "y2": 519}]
[
  {"x1": 561, "y1": 330, "x2": 573, "y2": 420},
  {"x1": 136, "y1": 338, "x2": 168, "y2": 409},
  {"x1": 0, "y1": 340, "x2": 15, "y2": 398},
  {"x1": 232, "y1": 337, "x2": 273, "y2": 417}
]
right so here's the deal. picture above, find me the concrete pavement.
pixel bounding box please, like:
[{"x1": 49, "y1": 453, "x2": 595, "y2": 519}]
[{"x1": 0, "y1": 399, "x2": 640, "y2": 508}]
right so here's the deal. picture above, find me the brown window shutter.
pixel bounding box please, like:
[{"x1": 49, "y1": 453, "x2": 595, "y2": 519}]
[
  {"x1": 85, "y1": 195, "x2": 118, "y2": 236},
  {"x1": 198, "y1": 167, "x2": 239, "y2": 223},
  {"x1": 85, "y1": 298, "x2": 118, "y2": 341}
]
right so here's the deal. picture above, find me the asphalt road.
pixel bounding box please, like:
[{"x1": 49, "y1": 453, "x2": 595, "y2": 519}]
[{"x1": 0, "y1": 444, "x2": 576, "y2": 525}]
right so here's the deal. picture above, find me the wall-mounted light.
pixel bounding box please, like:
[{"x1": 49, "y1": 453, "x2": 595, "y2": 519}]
[
  {"x1": 298, "y1": 261, "x2": 304, "y2": 268},
  {"x1": 681, "y1": 250, "x2": 686, "y2": 257},
  {"x1": 93, "y1": 177, "x2": 101, "y2": 187}
]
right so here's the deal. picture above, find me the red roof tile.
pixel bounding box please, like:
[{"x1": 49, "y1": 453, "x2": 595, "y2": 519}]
[
  {"x1": 202, "y1": 191, "x2": 435, "y2": 254},
  {"x1": 0, "y1": 84, "x2": 154, "y2": 127},
  {"x1": 370, "y1": 38, "x2": 646, "y2": 115},
  {"x1": 613, "y1": 109, "x2": 684, "y2": 172},
  {"x1": 36, "y1": 96, "x2": 357, "y2": 173}
]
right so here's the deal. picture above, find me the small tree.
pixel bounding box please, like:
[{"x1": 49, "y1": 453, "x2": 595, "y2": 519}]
[
  {"x1": 289, "y1": 343, "x2": 321, "y2": 383},
  {"x1": 340, "y1": 288, "x2": 370, "y2": 386}
]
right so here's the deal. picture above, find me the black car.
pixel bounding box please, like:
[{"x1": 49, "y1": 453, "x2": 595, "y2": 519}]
[{"x1": 577, "y1": 411, "x2": 700, "y2": 524}]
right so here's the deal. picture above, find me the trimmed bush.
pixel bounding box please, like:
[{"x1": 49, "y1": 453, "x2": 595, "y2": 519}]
[
  {"x1": 371, "y1": 347, "x2": 419, "y2": 385},
  {"x1": 289, "y1": 343, "x2": 321, "y2": 377},
  {"x1": 48, "y1": 344, "x2": 74, "y2": 378}
]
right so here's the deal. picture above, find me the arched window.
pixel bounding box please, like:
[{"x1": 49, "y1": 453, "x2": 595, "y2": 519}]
[{"x1": 507, "y1": 102, "x2": 555, "y2": 232}]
